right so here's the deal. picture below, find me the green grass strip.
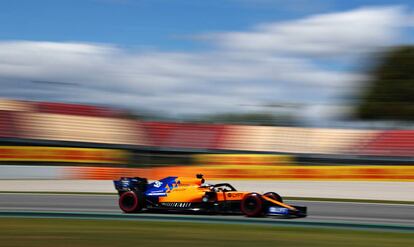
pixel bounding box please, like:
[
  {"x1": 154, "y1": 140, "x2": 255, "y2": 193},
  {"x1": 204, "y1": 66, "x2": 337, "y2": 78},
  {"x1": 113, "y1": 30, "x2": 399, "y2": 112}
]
[
  {"x1": 1, "y1": 211, "x2": 413, "y2": 232},
  {"x1": 0, "y1": 217, "x2": 413, "y2": 247}
]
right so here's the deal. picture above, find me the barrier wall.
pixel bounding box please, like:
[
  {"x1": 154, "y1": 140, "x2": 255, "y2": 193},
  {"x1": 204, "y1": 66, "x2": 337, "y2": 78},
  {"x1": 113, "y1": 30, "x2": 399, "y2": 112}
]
[
  {"x1": 64, "y1": 165, "x2": 414, "y2": 181},
  {"x1": 0, "y1": 146, "x2": 128, "y2": 164},
  {"x1": 194, "y1": 154, "x2": 293, "y2": 166}
]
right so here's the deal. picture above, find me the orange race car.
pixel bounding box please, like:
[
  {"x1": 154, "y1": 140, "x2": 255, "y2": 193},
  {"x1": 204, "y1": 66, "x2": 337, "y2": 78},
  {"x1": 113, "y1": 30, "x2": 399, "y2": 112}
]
[{"x1": 114, "y1": 174, "x2": 307, "y2": 218}]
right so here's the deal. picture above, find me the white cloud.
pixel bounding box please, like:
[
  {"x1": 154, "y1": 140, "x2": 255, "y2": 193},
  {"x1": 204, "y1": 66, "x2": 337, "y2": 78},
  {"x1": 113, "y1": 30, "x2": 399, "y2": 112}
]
[
  {"x1": 202, "y1": 6, "x2": 406, "y2": 57},
  {"x1": 0, "y1": 6, "x2": 410, "y2": 121}
]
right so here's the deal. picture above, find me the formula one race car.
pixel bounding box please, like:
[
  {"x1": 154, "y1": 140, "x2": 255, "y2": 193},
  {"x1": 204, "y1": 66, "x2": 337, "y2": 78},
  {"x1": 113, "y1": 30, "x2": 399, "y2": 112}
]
[{"x1": 114, "y1": 174, "x2": 307, "y2": 218}]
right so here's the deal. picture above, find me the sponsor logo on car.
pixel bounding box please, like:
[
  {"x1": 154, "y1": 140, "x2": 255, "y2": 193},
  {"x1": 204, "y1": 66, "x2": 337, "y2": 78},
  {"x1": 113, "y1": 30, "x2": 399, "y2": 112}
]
[
  {"x1": 227, "y1": 193, "x2": 243, "y2": 199},
  {"x1": 161, "y1": 202, "x2": 192, "y2": 208},
  {"x1": 268, "y1": 207, "x2": 288, "y2": 215},
  {"x1": 121, "y1": 180, "x2": 130, "y2": 186},
  {"x1": 153, "y1": 181, "x2": 163, "y2": 188},
  {"x1": 146, "y1": 192, "x2": 167, "y2": 196}
]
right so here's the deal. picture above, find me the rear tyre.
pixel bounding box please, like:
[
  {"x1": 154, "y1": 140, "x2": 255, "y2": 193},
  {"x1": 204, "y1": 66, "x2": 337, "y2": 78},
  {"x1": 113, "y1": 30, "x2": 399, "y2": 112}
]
[
  {"x1": 240, "y1": 193, "x2": 263, "y2": 217},
  {"x1": 119, "y1": 191, "x2": 143, "y2": 213},
  {"x1": 264, "y1": 192, "x2": 283, "y2": 203}
]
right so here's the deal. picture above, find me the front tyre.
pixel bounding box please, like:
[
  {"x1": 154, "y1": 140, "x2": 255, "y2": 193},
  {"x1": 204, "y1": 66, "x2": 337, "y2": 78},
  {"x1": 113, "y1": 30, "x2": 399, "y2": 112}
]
[
  {"x1": 119, "y1": 191, "x2": 143, "y2": 213},
  {"x1": 240, "y1": 193, "x2": 263, "y2": 217}
]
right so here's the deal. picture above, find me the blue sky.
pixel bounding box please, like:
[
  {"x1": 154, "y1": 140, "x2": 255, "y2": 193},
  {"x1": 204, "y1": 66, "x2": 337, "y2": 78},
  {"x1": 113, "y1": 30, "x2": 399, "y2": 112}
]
[
  {"x1": 1, "y1": 0, "x2": 413, "y2": 49},
  {"x1": 0, "y1": 0, "x2": 413, "y2": 121}
]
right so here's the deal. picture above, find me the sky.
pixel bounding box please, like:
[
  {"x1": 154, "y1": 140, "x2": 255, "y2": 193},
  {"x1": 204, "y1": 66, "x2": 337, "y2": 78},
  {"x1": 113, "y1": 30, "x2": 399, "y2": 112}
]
[{"x1": 0, "y1": 0, "x2": 413, "y2": 122}]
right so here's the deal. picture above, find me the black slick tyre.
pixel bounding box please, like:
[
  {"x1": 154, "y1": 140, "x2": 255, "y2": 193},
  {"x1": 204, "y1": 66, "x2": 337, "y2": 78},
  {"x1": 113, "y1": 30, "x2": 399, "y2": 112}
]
[
  {"x1": 119, "y1": 191, "x2": 142, "y2": 213},
  {"x1": 240, "y1": 193, "x2": 263, "y2": 217}
]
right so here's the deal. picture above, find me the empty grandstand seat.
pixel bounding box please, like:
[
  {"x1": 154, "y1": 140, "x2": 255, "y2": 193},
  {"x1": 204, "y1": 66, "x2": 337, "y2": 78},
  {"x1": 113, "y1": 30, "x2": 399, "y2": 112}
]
[
  {"x1": 307, "y1": 128, "x2": 378, "y2": 155},
  {"x1": 142, "y1": 122, "x2": 228, "y2": 149},
  {"x1": 0, "y1": 110, "x2": 20, "y2": 138},
  {"x1": 19, "y1": 113, "x2": 148, "y2": 145},
  {"x1": 221, "y1": 125, "x2": 293, "y2": 152},
  {"x1": 0, "y1": 98, "x2": 33, "y2": 112},
  {"x1": 34, "y1": 102, "x2": 122, "y2": 118},
  {"x1": 359, "y1": 130, "x2": 414, "y2": 157},
  {"x1": 222, "y1": 126, "x2": 379, "y2": 155}
]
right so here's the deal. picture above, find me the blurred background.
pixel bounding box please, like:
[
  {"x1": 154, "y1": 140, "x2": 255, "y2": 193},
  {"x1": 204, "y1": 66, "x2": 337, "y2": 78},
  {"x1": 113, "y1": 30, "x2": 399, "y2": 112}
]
[
  {"x1": 0, "y1": 96, "x2": 412, "y2": 182},
  {"x1": 0, "y1": 1, "x2": 412, "y2": 182},
  {"x1": 0, "y1": 1, "x2": 413, "y2": 246}
]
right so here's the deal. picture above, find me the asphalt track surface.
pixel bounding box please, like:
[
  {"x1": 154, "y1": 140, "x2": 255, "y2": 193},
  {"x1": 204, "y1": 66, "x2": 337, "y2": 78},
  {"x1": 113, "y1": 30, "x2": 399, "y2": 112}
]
[{"x1": 0, "y1": 193, "x2": 413, "y2": 230}]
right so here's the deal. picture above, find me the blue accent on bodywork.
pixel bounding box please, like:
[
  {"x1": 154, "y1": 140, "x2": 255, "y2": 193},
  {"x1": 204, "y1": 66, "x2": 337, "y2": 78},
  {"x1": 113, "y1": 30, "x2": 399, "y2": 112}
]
[
  {"x1": 145, "y1": 176, "x2": 178, "y2": 197},
  {"x1": 268, "y1": 207, "x2": 289, "y2": 215},
  {"x1": 113, "y1": 178, "x2": 141, "y2": 191},
  {"x1": 114, "y1": 176, "x2": 180, "y2": 197}
]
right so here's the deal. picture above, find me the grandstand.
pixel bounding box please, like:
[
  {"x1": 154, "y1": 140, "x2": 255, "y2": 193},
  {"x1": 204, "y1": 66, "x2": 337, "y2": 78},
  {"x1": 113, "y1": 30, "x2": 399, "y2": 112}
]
[{"x1": 0, "y1": 98, "x2": 413, "y2": 165}]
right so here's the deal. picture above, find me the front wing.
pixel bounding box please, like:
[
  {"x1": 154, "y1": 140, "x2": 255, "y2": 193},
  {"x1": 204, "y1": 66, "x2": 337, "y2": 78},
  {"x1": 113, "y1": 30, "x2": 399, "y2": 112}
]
[{"x1": 267, "y1": 205, "x2": 307, "y2": 218}]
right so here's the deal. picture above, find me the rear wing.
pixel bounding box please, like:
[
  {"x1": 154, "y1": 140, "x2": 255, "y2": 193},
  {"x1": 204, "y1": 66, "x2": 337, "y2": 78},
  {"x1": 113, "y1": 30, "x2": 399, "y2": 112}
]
[{"x1": 113, "y1": 177, "x2": 148, "y2": 192}]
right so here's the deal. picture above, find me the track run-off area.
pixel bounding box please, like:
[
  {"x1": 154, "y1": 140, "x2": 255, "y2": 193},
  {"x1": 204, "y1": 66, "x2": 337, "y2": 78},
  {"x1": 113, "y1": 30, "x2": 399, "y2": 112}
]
[{"x1": 0, "y1": 193, "x2": 413, "y2": 231}]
